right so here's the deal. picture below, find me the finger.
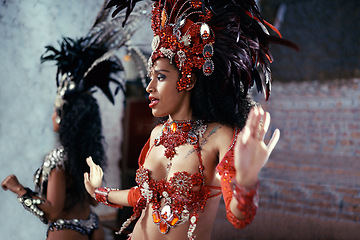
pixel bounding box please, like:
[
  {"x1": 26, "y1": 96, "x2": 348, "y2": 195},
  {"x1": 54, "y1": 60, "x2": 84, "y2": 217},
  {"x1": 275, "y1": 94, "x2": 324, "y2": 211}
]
[
  {"x1": 258, "y1": 111, "x2": 270, "y2": 140},
  {"x1": 84, "y1": 172, "x2": 89, "y2": 183},
  {"x1": 267, "y1": 129, "x2": 280, "y2": 155},
  {"x1": 98, "y1": 166, "x2": 104, "y2": 180},
  {"x1": 1, "y1": 180, "x2": 5, "y2": 189},
  {"x1": 250, "y1": 107, "x2": 260, "y2": 136},
  {"x1": 1, "y1": 176, "x2": 10, "y2": 190},
  {"x1": 263, "y1": 112, "x2": 271, "y2": 133},
  {"x1": 88, "y1": 157, "x2": 99, "y2": 176},
  {"x1": 86, "y1": 157, "x2": 93, "y2": 167},
  {"x1": 238, "y1": 125, "x2": 251, "y2": 145},
  {"x1": 246, "y1": 107, "x2": 256, "y2": 128}
]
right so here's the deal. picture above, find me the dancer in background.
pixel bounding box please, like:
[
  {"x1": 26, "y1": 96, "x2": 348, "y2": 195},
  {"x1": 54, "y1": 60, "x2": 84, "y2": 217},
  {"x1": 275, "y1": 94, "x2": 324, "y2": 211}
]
[
  {"x1": 84, "y1": 0, "x2": 298, "y2": 239},
  {"x1": 0, "y1": 0, "x2": 146, "y2": 238},
  {"x1": 1, "y1": 38, "x2": 120, "y2": 239}
]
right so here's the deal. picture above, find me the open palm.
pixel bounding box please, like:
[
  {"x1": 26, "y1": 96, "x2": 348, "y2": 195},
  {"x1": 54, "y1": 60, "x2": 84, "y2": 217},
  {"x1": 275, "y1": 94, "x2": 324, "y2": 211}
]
[
  {"x1": 84, "y1": 157, "x2": 104, "y2": 197},
  {"x1": 234, "y1": 107, "x2": 280, "y2": 187}
]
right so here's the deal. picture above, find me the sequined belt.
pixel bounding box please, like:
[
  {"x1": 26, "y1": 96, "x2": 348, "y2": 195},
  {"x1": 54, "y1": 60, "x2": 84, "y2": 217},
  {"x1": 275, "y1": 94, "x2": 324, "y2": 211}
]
[{"x1": 47, "y1": 212, "x2": 99, "y2": 236}]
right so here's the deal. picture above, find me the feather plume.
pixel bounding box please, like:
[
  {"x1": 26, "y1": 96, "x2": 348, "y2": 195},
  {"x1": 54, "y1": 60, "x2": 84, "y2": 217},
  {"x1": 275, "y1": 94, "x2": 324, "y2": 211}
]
[
  {"x1": 41, "y1": 0, "x2": 151, "y2": 105},
  {"x1": 106, "y1": 0, "x2": 298, "y2": 100}
]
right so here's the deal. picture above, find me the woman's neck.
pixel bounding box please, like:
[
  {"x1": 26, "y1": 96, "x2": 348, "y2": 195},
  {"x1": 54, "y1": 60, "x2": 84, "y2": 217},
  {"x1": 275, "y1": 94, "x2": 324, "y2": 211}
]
[{"x1": 168, "y1": 111, "x2": 193, "y2": 122}]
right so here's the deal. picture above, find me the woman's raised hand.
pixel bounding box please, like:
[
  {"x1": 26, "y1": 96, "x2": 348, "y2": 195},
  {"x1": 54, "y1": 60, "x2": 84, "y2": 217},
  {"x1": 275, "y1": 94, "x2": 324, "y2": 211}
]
[
  {"x1": 84, "y1": 157, "x2": 103, "y2": 198},
  {"x1": 234, "y1": 106, "x2": 280, "y2": 188}
]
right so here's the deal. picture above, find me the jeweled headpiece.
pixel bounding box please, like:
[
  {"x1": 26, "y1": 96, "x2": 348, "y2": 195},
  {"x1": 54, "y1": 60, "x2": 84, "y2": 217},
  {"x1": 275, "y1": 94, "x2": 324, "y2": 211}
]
[
  {"x1": 149, "y1": 0, "x2": 215, "y2": 91},
  {"x1": 106, "y1": 0, "x2": 298, "y2": 101}
]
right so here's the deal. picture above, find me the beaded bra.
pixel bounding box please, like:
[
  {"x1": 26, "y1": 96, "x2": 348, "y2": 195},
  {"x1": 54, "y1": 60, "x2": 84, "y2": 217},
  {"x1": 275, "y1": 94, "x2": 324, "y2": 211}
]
[
  {"x1": 34, "y1": 147, "x2": 66, "y2": 196},
  {"x1": 120, "y1": 120, "x2": 221, "y2": 239}
]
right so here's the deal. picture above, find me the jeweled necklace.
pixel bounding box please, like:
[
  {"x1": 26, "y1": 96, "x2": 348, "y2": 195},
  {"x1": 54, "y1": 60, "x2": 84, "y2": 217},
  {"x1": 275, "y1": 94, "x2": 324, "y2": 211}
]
[{"x1": 154, "y1": 119, "x2": 207, "y2": 171}]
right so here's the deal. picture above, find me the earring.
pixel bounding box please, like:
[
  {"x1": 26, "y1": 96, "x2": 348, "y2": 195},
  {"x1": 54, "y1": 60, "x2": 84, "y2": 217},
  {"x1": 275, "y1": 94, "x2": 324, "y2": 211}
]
[{"x1": 55, "y1": 116, "x2": 61, "y2": 124}]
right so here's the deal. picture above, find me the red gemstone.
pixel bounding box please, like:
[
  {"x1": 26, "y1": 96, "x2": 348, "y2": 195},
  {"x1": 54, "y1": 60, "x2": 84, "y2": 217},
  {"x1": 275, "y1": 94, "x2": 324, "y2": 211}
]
[
  {"x1": 152, "y1": 211, "x2": 161, "y2": 223},
  {"x1": 170, "y1": 123, "x2": 177, "y2": 132},
  {"x1": 169, "y1": 214, "x2": 179, "y2": 226},
  {"x1": 182, "y1": 124, "x2": 191, "y2": 131},
  {"x1": 159, "y1": 220, "x2": 169, "y2": 234}
]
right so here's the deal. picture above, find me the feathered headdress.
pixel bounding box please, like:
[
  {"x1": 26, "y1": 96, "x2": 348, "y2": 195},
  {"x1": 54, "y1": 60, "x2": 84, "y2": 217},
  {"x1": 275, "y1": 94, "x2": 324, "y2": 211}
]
[
  {"x1": 41, "y1": 0, "x2": 151, "y2": 118},
  {"x1": 106, "y1": 0, "x2": 298, "y2": 100}
]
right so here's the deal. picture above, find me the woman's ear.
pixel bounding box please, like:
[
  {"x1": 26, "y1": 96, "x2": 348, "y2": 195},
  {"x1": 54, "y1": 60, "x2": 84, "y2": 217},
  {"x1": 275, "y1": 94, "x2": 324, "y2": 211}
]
[{"x1": 185, "y1": 73, "x2": 197, "y2": 91}]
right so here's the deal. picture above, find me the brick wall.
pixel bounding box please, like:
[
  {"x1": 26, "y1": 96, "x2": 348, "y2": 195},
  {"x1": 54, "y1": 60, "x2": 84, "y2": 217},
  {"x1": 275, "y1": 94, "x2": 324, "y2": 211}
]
[
  {"x1": 236, "y1": 1, "x2": 360, "y2": 237},
  {"x1": 233, "y1": 78, "x2": 360, "y2": 239}
]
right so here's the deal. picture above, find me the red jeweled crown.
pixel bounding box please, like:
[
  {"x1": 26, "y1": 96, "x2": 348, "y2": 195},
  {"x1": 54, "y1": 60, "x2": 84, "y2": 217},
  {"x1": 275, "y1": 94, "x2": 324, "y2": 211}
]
[{"x1": 149, "y1": 0, "x2": 215, "y2": 91}]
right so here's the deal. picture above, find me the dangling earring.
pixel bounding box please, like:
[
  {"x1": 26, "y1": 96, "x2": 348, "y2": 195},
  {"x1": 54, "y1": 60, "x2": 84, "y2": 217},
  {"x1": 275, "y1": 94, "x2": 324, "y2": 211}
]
[{"x1": 55, "y1": 116, "x2": 61, "y2": 124}]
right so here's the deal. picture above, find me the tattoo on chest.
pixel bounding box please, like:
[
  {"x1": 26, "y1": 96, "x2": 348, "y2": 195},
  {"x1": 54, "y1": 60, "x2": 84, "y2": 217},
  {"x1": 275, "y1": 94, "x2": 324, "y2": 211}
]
[{"x1": 184, "y1": 125, "x2": 221, "y2": 159}]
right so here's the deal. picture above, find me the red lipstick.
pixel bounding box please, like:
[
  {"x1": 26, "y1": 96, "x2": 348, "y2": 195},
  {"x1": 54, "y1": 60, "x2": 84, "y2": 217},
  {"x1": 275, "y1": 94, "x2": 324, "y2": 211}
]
[{"x1": 148, "y1": 96, "x2": 159, "y2": 108}]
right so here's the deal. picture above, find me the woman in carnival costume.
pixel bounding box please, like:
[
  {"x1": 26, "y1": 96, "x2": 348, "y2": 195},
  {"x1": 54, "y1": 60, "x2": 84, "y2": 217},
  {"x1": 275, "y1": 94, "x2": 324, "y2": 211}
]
[
  {"x1": 0, "y1": 1, "x2": 150, "y2": 238},
  {"x1": 84, "y1": 0, "x2": 298, "y2": 239},
  {"x1": 1, "y1": 41, "x2": 115, "y2": 240}
]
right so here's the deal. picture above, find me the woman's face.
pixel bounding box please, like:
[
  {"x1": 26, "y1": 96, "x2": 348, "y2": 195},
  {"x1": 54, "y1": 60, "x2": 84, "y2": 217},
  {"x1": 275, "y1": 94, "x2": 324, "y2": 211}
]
[
  {"x1": 146, "y1": 58, "x2": 191, "y2": 119},
  {"x1": 51, "y1": 110, "x2": 60, "y2": 132}
]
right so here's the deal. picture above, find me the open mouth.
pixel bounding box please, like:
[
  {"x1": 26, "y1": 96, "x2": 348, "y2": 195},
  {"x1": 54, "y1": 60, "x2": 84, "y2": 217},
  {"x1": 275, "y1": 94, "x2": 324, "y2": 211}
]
[{"x1": 148, "y1": 96, "x2": 159, "y2": 108}]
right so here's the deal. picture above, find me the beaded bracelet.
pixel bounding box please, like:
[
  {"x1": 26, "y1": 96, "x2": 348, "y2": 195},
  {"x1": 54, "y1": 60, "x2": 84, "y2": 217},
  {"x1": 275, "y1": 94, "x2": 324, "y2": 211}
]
[
  {"x1": 94, "y1": 187, "x2": 123, "y2": 208},
  {"x1": 18, "y1": 187, "x2": 47, "y2": 224},
  {"x1": 232, "y1": 180, "x2": 259, "y2": 220}
]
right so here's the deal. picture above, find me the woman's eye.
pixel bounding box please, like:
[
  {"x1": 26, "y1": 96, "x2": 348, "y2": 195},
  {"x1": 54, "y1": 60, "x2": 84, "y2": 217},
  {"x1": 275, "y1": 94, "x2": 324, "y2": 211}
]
[{"x1": 157, "y1": 73, "x2": 166, "y2": 81}]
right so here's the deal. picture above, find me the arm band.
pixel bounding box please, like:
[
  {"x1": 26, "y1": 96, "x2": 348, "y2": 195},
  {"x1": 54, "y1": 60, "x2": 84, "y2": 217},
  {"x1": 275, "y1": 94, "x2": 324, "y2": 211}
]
[
  {"x1": 94, "y1": 187, "x2": 123, "y2": 208},
  {"x1": 18, "y1": 187, "x2": 47, "y2": 224},
  {"x1": 221, "y1": 173, "x2": 259, "y2": 229},
  {"x1": 127, "y1": 186, "x2": 141, "y2": 207}
]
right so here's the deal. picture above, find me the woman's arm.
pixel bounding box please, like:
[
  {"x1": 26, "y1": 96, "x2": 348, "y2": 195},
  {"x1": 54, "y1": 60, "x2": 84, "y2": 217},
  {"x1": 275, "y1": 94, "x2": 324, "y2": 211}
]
[
  {"x1": 232, "y1": 107, "x2": 279, "y2": 216},
  {"x1": 39, "y1": 167, "x2": 67, "y2": 221},
  {"x1": 1, "y1": 168, "x2": 67, "y2": 222},
  {"x1": 84, "y1": 157, "x2": 132, "y2": 207},
  {"x1": 217, "y1": 106, "x2": 279, "y2": 227}
]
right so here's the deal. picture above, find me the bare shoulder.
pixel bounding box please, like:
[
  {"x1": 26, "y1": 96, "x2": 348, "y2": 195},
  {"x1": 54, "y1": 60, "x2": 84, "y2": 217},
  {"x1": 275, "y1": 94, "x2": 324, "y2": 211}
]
[
  {"x1": 205, "y1": 122, "x2": 234, "y2": 141},
  {"x1": 203, "y1": 123, "x2": 235, "y2": 156},
  {"x1": 149, "y1": 123, "x2": 163, "y2": 143}
]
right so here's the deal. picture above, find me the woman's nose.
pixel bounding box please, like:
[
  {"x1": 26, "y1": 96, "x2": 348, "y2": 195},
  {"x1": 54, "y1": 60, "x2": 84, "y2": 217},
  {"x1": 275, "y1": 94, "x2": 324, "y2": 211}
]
[{"x1": 146, "y1": 79, "x2": 154, "y2": 93}]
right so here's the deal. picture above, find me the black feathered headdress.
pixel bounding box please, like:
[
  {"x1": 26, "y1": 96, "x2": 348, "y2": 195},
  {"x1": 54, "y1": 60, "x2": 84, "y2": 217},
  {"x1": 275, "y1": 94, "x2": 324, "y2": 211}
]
[
  {"x1": 105, "y1": 0, "x2": 298, "y2": 100},
  {"x1": 41, "y1": 0, "x2": 151, "y2": 116}
]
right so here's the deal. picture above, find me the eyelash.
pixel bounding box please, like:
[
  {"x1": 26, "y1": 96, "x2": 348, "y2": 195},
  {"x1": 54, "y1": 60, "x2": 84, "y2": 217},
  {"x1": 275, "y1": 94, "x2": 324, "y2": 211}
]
[
  {"x1": 150, "y1": 73, "x2": 166, "y2": 82},
  {"x1": 157, "y1": 73, "x2": 166, "y2": 81}
]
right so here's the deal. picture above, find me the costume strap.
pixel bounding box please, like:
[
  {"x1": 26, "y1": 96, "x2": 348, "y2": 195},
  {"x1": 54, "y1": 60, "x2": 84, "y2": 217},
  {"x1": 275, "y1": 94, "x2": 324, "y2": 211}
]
[
  {"x1": 94, "y1": 187, "x2": 123, "y2": 208},
  {"x1": 18, "y1": 187, "x2": 47, "y2": 224},
  {"x1": 138, "y1": 138, "x2": 151, "y2": 166},
  {"x1": 113, "y1": 187, "x2": 142, "y2": 235},
  {"x1": 208, "y1": 186, "x2": 222, "y2": 198}
]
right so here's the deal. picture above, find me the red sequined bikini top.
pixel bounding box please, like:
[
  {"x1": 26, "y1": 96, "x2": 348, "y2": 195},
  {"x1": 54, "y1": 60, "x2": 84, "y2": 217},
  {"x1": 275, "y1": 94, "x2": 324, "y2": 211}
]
[{"x1": 133, "y1": 138, "x2": 221, "y2": 238}]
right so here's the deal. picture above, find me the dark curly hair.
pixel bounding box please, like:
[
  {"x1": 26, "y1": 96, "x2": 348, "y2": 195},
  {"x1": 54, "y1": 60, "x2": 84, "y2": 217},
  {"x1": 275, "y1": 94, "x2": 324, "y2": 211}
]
[
  {"x1": 57, "y1": 93, "x2": 106, "y2": 208},
  {"x1": 191, "y1": 69, "x2": 252, "y2": 129},
  {"x1": 158, "y1": 65, "x2": 252, "y2": 129},
  {"x1": 190, "y1": 0, "x2": 271, "y2": 129}
]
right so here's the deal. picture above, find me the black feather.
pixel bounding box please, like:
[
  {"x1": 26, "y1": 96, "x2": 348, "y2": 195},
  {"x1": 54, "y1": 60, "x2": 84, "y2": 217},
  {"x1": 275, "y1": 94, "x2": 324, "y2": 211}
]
[{"x1": 40, "y1": 0, "x2": 150, "y2": 105}]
